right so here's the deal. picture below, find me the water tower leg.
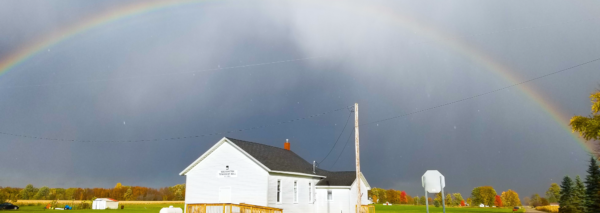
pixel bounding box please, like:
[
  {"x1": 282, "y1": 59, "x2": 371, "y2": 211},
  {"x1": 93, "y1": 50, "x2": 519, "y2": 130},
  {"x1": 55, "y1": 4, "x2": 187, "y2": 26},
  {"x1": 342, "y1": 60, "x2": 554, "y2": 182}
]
[
  {"x1": 424, "y1": 177, "x2": 429, "y2": 213},
  {"x1": 441, "y1": 177, "x2": 446, "y2": 213}
]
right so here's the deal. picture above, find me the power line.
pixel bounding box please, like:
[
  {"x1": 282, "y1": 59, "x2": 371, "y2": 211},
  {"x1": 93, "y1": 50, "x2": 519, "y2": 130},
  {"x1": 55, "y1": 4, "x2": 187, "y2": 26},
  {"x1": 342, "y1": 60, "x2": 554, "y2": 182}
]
[
  {"x1": 330, "y1": 129, "x2": 354, "y2": 169},
  {"x1": 0, "y1": 56, "x2": 320, "y2": 89},
  {"x1": 363, "y1": 56, "x2": 600, "y2": 126},
  {"x1": 0, "y1": 105, "x2": 351, "y2": 143},
  {"x1": 328, "y1": 56, "x2": 600, "y2": 168},
  {"x1": 320, "y1": 110, "x2": 353, "y2": 164}
]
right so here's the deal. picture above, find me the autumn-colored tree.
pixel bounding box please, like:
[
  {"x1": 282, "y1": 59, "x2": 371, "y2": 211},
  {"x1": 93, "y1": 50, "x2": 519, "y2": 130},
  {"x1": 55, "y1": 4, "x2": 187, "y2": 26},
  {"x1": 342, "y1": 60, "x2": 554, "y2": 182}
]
[
  {"x1": 501, "y1": 190, "x2": 521, "y2": 207},
  {"x1": 372, "y1": 195, "x2": 378, "y2": 204},
  {"x1": 471, "y1": 186, "x2": 497, "y2": 207},
  {"x1": 530, "y1": 194, "x2": 542, "y2": 207},
  {"x1": 453, "y1": 193, "x2": 464, "y2": 206},
  {"x1": 34, "y1": 186, "x2": 49, "y2": 200},
  {"x1": 445, "y1": 193, "x2": 453, "y2": 206},
  {"x1": 479, "y1": 186, "x2": 497, "y2": 207},
  {"x1": 434, "y1": 193, "x2": 443, "y2": 207},
  {"x1": 540, "y1": 197, "x2": 549, "y2": 206},
  {"x1": 466, "y1": 198, "x2": 473, "y2": 207},
  {"x1": 419, "y1": 196, "x2": 427, "y2": 205},
  {"x1": 386, "y1": 189, "x2": 400, "y2": 204},
  {"x1": 546, "y1": 183, "x2": 561, "y2": 203},
  {"x1": 428, "y1": 197, "x2": 433, "y2": 205},
  {"x1": 413, "y1": 196, "x2": 419, "y2": 205},
  {"x1": 570, "y1": 91, "x2": 600, "y2": 155},
  {"x1": 369, "y1": 188, "x2": 387, "y2": 204},
  {"x1": 406, "y1": 195, "x2": 414, "y2": 205},
  {"x1": 495, "y1": 195, "x2": 502, "y2": 207},
  {"x1": 123, "y1": 188, "x2": 133, "y2": 201},
  {"x1": 399, "y1": 191, "x2": 408, "y2": 204},
  {"x1": 460, "y1": 200, "x2": 465, "y2": 206}
]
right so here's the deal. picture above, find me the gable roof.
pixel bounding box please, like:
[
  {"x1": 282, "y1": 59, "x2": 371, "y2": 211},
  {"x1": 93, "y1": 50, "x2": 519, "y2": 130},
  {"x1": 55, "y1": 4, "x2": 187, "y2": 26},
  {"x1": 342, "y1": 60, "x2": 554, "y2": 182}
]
[
  {"x1": 228, "y1": 138, "x2": 324, "y2": 175},
  {"x1": 180, "y1": 137, "x2": 369, "y2": 187},
  {"x1": 315, "y1": 171, "x2": 356, "y2": 186}
]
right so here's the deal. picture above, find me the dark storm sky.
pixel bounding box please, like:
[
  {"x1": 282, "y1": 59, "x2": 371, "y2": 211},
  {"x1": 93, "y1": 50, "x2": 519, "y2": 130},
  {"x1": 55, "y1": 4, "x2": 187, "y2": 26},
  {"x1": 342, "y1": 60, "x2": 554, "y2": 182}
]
[{"x1": 1, "y1": 0, "x2": 600, "y2": 199}]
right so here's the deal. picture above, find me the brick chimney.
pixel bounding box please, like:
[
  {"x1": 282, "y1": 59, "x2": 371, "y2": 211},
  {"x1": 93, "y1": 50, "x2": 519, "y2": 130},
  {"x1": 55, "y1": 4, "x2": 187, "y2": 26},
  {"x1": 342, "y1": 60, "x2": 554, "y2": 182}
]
[{"x1": 284, "y1": 139, "x2": 291, "y2": 151}]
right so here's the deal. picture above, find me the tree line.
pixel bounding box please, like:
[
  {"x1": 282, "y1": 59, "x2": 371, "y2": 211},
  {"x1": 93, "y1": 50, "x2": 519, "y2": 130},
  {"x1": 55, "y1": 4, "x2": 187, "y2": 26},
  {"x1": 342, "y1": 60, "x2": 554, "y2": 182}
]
[
  {"x1": 525, "y1": 157, "x2": 600, "y2": 213},
  {"x1": 0, "y1": 183, "x2": 185, "y2": 202},
  {"x1": 368, "y1": 186, "x2": 521, "y2": 208}
]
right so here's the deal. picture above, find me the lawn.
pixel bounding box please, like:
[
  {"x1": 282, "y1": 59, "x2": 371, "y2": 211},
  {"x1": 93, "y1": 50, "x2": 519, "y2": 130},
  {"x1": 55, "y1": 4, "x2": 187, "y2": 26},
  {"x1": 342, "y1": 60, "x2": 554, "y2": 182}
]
[
  {"x1": 375, "y1": 205, "x2": 526, "y2": 213},
  {"x1": 7, "y1": 204, "x2": 526, "y2": 213},
  {"x1": 4, "y1": 204, "x2": 184, "y2": 213}
]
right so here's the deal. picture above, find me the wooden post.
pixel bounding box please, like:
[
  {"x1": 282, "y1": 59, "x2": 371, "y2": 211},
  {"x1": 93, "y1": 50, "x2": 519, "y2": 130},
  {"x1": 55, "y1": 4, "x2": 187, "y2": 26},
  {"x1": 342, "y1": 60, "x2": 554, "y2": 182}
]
[{"x1": 355, "y1": 103, "x2": 361, "y2": 213}]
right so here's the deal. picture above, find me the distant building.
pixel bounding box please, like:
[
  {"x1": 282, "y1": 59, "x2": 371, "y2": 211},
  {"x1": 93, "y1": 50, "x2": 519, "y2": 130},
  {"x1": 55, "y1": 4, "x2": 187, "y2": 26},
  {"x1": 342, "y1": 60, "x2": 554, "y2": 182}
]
[
  {"x1": 383, "y1": 202, "x2": 392, "y2": 205},
  {"x1": 180, "y1": 137, "x2": 372, "y2": 213},
  {"x1": 92, "y1": 198, "x2": 119, "y2": 209}
]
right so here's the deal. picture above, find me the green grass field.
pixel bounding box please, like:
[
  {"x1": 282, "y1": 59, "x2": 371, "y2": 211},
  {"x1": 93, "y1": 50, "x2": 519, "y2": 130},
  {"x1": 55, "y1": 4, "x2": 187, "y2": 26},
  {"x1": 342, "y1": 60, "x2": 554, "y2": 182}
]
[
  {"x1": 375, "y1": 205, "x2": 526, "y2": 213},
  {"x1": 6, "y1": 204, "x2": 526, "y2": 213},
  {"x1": 5, "y1": 204, "x2": 184, "y2": 213}
]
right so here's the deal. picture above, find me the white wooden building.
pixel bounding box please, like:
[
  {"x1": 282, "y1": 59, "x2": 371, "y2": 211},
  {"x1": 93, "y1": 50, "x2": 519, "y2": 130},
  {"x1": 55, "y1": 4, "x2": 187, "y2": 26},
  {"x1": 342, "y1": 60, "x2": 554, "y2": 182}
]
[
  {"x1": 92, "y1": 198, "x2": 119, "y2": 209},
  {"x1": 180, "y1": 137, "x2": 371, "y2": 213}
]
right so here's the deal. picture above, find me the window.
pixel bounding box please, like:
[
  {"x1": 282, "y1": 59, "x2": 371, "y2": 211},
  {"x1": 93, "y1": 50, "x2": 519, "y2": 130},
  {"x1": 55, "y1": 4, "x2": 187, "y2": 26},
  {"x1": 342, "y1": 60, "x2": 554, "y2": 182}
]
[
  {"x1": 308, "y1": 183, "x2": 312, "y2": 203},
  {"x1": 327, "y1": 190, "x2": 333, "y2": 201},
  {"x1": 293, "y1": 181, "x2": 298, "y2": 203},
  {"x1": 277, "y1": 180, "x2": 281, "y2": 203}
]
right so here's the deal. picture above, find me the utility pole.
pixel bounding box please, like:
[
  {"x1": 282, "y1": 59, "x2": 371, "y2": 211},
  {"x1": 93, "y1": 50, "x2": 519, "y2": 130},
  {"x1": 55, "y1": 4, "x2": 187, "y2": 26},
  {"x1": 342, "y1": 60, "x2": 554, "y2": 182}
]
[{"x1": 354, "y1": 103, "x2": 361, "y2": 213}]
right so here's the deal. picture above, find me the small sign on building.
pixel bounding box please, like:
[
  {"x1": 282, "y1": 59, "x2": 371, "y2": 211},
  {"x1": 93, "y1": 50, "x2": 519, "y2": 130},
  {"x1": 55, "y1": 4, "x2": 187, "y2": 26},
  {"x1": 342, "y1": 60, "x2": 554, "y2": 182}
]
[{"x1": 218, "y1": 165, "x2": 237, "y2": 177}]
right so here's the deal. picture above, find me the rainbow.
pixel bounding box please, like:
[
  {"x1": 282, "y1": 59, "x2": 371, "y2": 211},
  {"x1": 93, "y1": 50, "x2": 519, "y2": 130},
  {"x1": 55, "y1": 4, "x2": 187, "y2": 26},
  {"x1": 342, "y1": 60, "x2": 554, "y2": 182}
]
[{"x1": 0, "y1": 0, "x2": 593, "y2": 152}]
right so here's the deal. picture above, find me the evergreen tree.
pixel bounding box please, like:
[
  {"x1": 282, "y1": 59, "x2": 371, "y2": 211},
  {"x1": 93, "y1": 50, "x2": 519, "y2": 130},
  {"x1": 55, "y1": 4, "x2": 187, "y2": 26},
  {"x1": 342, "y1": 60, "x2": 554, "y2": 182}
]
[
  {"x1": 559, "y1": 176, "x2": 576, "y2": 213},
  {"x1": 574, "y1": 175, "x2": 586, "y2": 213},
  {"x1": 584, "y1": 157, "x2": 600, "y2": 213}
]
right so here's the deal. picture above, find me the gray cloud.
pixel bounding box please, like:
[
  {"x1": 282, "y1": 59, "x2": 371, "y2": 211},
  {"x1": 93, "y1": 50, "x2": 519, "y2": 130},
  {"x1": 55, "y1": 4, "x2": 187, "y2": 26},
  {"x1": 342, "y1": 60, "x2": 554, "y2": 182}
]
[{"x1": 0, "y1": 0, "x2": 599, "y2": 200}]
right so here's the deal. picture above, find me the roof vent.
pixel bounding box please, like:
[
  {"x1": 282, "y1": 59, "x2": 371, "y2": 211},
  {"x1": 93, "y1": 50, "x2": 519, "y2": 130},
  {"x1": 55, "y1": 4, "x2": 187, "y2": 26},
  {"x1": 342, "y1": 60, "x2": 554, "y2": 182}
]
[
  {"x1": 313, "y1": 161, "x2": 316, "y2": 174},
  {"x1": 284, "y1": 139, "x2": 290, "y2": 151}
]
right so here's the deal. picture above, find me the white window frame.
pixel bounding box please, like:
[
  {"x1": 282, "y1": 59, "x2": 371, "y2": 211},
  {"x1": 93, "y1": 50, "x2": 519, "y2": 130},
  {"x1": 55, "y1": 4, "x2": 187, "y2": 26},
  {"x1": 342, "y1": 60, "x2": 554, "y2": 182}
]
[
  {"x1": 277, "y1": 179, "x2": 282, "y2": 204},
  {"x1": 327, "y1": 189, "x2": 333, "y2": 201},
  {"x1": 308, "y1": 182, "x2": 312, "y2": 203},
  {"x1": 294, "y1": 181, "x2": 298, "y2": 203}
]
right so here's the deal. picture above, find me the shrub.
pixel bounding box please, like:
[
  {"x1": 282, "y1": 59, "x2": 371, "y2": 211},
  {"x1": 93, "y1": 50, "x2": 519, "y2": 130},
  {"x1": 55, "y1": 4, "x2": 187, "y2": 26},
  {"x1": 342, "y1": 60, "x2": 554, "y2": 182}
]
[
  {"x1": 77, "y1": 202, "x2": 91, "y2": 209},
  {"x1": 535, "y1": 205, "x2": 558, "y2": 213}
]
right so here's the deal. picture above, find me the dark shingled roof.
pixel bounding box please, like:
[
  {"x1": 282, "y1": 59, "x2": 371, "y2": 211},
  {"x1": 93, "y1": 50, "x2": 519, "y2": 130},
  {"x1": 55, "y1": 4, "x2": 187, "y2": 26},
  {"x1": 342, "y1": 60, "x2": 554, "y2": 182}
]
[
  {"x1": 315, "y1": 171, "x2": 357, "y2": 186},
  {"x1": 227, "y1": 137, "x2": 357, "y2": 186}
]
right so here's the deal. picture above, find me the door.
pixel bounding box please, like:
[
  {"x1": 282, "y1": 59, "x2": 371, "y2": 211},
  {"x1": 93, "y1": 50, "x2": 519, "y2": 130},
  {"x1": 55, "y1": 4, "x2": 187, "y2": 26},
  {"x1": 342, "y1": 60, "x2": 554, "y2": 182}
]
[{"x1": 219, "y1": 187, "x2": 231, "y2": 203}]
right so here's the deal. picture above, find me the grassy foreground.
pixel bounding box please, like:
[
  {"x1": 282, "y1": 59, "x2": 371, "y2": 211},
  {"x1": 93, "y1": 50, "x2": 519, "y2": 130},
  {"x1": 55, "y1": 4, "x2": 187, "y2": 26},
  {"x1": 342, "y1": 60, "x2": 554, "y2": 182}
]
[
  {"x1": 5, "y1": 204, "x2": 184, "y2": 213},
  {"x1": 375, "y1": 205, "x2": 526, "y2": 213},
  {"x1": 7, "y1": 203, "x2": 526, "y2": 213}
]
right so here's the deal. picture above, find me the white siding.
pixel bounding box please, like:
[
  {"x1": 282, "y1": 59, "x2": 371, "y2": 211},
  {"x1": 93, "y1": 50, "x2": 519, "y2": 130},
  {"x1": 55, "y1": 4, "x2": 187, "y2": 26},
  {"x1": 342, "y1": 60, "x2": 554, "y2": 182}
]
[
  {"x1": 349, "y1": 178, "x2": 371, "y2": 211},
  {"x1": 184, "y1": 142, "x2": 269, "y2": 206},
  {"x1": 315, "y1": 188, "x2": 350, "y2": 213},
  {"x1": 267, "y1": 174, "x2": 320, "y2": 213}
]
